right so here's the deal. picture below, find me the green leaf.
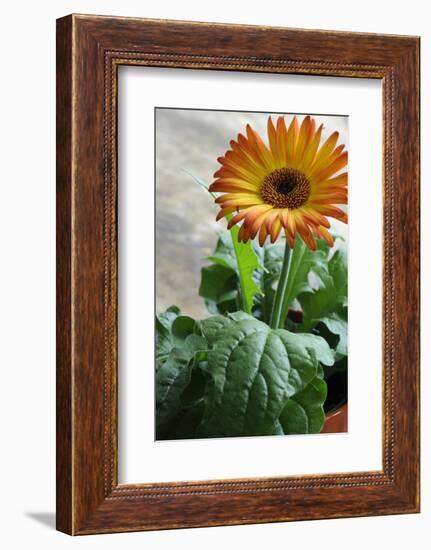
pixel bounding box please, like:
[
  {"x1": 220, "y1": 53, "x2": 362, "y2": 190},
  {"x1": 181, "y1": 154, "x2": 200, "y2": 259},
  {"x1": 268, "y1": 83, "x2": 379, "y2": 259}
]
[
  {"x1": 299, "y1": 238, "x2": 348, "y2": 332},
  {"x1": 279, "y1": 374, "x2": 327, "y2": 434},
  {"x1": 155, "y1": 306, "x2": 181, "y2": 369},
  {"x1": 199, "y1": 263, "x2": 238, "y2": 314},
  {"x1": 156, "y1": 334, "x2": 208, "y2": 437},
  {"x1": 228, "y1": 225, "x2": 263, "y2": 314},
  {"x1": 162, "y1": 369, "x2": 207, "y2": 440},
  {"x1": 198, "y1": 316, "x2": 333, "y2": 438},
  {"x1": 171, "y1": 315, "x2": 201, "y2": 342},
  {"x1": 319, "y1": 310, "x2": 348, "y2": 358},
  {"x1": 286, "y1": 332, "x2": 335, "y2": 367},
  {"x1": 166, "y1": 399, "x2": 206, "y2": 440},
  {"x1": 181, "y1": 365, "x2": 207, "y2": 404},
  {"x1": 156, "y1": 305, "x2": 180, "y2": 329},
  {"x1": 201, "y1": 230, "x2": 262, "y2": 315},
  {"x1": 155, "y1": 309, "x2": 210, "y2": 440},
  {"x1": 227, "y1": 311, "x2": 256, "y2": 322},
  {"x1": 206, "y1": 231, "x2": 237, "y2": 270},
  {"x1": 329, "y1": 239, "x2": 348, "y2": 307},
  {"x1": 200, "y1": 315, "x2": 232, "y2": 345}
]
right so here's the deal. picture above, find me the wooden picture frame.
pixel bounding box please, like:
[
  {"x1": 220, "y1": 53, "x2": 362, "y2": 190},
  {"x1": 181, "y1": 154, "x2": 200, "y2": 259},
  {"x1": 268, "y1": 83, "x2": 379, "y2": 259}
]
[{"x1": 56, "y1": 14, "x2": 420, "y2": 535}]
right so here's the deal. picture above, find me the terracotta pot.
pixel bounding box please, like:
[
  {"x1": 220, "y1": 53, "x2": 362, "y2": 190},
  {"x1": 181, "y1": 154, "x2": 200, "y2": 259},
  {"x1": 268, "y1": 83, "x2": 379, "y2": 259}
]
[{"x1": 321, "y1": 403, "x2": 348, "y2": 433}]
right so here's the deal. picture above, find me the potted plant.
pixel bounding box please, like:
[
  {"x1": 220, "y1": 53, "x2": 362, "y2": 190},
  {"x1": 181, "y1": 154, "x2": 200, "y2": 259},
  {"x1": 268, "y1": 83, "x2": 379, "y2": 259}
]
[{"x1": 156, "y1": 115, "x2": 348, "y2": 440}]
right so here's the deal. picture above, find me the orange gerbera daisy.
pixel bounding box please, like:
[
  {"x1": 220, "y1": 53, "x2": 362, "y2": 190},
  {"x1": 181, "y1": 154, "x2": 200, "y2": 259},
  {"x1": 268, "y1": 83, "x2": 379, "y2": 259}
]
[{"x1": 209, "y1": 115, "x2": 348, "y2": 251}]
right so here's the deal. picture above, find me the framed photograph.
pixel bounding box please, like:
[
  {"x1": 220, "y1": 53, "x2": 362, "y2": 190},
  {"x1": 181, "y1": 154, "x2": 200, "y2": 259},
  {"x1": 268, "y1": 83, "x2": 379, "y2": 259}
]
[{"x1": 56, "y1": 14, "x2": 420, "y2": 535}]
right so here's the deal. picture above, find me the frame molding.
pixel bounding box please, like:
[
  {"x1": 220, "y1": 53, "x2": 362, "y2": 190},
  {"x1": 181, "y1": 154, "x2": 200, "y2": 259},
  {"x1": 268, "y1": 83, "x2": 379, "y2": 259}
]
[{"x1": 57, "y1": 14, "x2": 420, "y2": 534}]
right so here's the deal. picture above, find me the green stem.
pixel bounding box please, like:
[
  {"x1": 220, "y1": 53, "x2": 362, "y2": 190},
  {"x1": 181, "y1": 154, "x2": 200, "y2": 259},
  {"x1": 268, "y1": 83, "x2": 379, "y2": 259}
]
[
  {"x1": 279, "y1": 236, "x2": 304, "y2": 324},
  {"x1": 269, "y1": 242, "x2": 292, "y2": 329}
]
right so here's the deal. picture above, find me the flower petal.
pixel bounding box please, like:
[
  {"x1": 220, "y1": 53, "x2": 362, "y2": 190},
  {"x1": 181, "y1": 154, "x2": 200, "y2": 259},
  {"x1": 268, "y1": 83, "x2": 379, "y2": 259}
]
[
  {"x1": 285, "y1": 229, "x2": 295, "y2": 248},
  {"x1": 239, "y1": 204, "x2": 273, "y2": 229},
  {"x1": 270, "y1": 217, "x2": 282, "y2": 243},
  {"x1": 286, "y1": 116, "x2": 299, "y2": 164},
  {"x1": 301, "y1": 123, "x2": 323, "y2": 171},
  {"x1": 276, "y1": 116, "x2": 288, "y2": 166},
  {"x1": 246, "y1": 124, "x2": 275, "y2": 170},
  {"x1": 295, "y1": 116, "x2": 314, "y2": 163},
  {"x1": 285, "y1": 210, "x2": 297, "y2": 239},
  {"x1": 248, "y1": 210, "x2": 273, "y2": 239},
  {"x1": 237, "y1": 133, "x2": 268, "y2": 172},
  {"x1": 215, "y1": 206, "x2": 237, "y2": 221},
  {"x1": 215, "y1": 192, "x2": 261, "y2": 204},
  {"x1": 210, "y1": 177, "x2": 260, "y2": 194},
  {"x1": 230, "y1": 138, "x2": 267, "y2": 177},
  {"x1": 226, "y1": 204, "x2": 269, "y2": 229},
  {"x1": 238, "y1": 223, "x2": 250, "y2": 242},
  {"x1": 258, "y1": 223, "x2": 269, "y2": 246},
  {"x1": 313, "y1": 151, "x2": 348, "y2": 182},
  {"x1": 267, "y1": 116, "x2": 282, "y2": 167},
  {"x1": 219, "y1": 152, "x2": 263, "y2": 183},
  {"x1": 310, "y1": 131, "x2": 340, "y2": 173},
  {"x1": 313, "y1": 204, "x2": 348, "y2": 224},
  {"x1": 264, "y1": 209, "x2": 280, "y2": 233},
  {"x1": 314, "y1": 225, "x2": 334, "y2": 247}
]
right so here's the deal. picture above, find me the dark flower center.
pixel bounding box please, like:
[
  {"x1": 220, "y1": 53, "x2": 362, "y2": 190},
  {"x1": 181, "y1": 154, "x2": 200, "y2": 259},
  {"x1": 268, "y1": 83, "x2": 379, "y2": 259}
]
[{"x1": 261, "y1": 167, "x2": 311, "y2": 209}]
